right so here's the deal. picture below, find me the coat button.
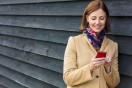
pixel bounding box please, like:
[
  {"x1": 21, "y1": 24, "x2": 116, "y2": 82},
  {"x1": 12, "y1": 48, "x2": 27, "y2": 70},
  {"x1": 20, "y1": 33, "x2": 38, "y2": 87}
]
[{"x1": 96, "y1": 75, "x2": 99, "y2": 78}]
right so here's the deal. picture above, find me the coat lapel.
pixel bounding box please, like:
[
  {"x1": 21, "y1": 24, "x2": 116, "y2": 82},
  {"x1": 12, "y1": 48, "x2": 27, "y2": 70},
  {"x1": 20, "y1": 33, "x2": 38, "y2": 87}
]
[
  {"x1": 100, "y1": 37, "x2": 109, "y2": 51},
  {"x1": 82, "y1": 33, "x2": 97, "y2": 55}
]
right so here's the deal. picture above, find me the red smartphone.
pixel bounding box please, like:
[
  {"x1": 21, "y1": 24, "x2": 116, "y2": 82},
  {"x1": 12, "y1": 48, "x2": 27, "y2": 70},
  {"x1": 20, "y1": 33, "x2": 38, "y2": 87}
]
[{"x1": 96, "y1": 51, "x2": 107, "y2": 58}]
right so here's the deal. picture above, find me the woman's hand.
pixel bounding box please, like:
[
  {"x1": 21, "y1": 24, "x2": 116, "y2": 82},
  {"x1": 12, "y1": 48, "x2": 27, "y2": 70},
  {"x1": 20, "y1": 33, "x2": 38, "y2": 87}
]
[
  {"x1": 103, "y1": 56, "x2": 112, "y2": 73},
  {"x1": 89, "y1": 56, "x2": 112, "y2": 73},
  {"x1": 89, "y1": 56, "x2": 106, "y2": 72}
]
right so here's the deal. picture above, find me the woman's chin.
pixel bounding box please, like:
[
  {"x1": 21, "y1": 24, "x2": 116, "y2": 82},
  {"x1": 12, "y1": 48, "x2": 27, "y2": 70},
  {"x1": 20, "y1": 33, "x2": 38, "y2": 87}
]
[{"x1": 94, "y1": 29, "x2": 102, "y2": 33}]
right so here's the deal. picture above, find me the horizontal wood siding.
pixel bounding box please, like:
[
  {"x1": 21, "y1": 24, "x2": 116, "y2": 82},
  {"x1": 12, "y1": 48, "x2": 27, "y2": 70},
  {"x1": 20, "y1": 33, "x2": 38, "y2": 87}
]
[{"x1": 0, "y1": 0, "x2": 131, "y2": 88}]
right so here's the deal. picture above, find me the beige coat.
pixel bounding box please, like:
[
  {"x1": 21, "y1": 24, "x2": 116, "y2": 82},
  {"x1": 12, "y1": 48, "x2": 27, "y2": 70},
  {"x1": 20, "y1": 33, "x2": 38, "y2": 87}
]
[{"x1": 63, "y1": 33, "x2": 120, "y2": 88}]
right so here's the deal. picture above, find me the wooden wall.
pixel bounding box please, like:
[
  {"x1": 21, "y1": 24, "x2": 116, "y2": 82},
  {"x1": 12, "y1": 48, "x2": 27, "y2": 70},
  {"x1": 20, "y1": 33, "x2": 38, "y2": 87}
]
[{"x1": 0, "y1": 0, "x2": 131, "y2": 88}]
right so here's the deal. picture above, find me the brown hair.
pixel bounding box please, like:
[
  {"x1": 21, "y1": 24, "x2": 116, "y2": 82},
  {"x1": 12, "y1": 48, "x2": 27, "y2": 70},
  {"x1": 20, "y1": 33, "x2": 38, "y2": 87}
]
[{"x1": 80, "y1": 0, "x2": 111, "y2": 33}]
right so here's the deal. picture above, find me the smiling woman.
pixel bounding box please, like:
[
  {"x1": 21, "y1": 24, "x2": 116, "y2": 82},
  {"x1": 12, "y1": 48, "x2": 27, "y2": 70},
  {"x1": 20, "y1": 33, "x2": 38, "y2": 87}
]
[
  {"x1": 80, "y1": 0, "x2": 110, "y2": 33},
  {"x1": 63, "y1": 0, "x2": 120, "y2": 88},
  {"x1": 86, "y1": 9, "x2": 106, "y2": 33}
]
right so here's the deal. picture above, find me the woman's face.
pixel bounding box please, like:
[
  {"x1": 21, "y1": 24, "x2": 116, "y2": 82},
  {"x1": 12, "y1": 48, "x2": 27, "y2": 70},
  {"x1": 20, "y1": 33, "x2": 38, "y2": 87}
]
[{"x1": 86, "y1": 9, "x2": 106, "y2": 33}]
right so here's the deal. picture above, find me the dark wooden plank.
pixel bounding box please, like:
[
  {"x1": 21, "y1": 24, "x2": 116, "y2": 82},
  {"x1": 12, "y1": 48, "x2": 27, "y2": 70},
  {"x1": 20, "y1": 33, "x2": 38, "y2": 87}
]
[
  {"x1": 118, "y1": 54, "x2": 132, "y2": 77},
  {"x1": 0, "y1": 0, "x2": 75, "y2": 4},
  {"x1": 0, "y1": 55, "x2": 66, "y2": 88},
  {"x1": 0, "y1": 86, "x2": 6, "y2": 88},
  {"x1": 0, "y1": 25, "x2": 78, "y2": 44},
  {"x1": 0, "y1": 74, "x2": 27, "y2": 88},
  {"x1": 108, "y1": 35, "x2": 132, "y2": 56},
  {"x1": 0, "y1": 1, "x2": 131, "y2": 16},
  {"x1": 0, "y1": 34, "x2": 65, "y2": 60},
  {"x1": 0, "y1": 83, "x2": 6, "y2": 88},
  {"x1": 0, "y1": 16, "x2": 81, "y2": 31},
  {"x1": 0, "y1": 65, "x2": 59, "y2": 88},
  {"x1": 110, "y1": 17, "x2": 132, "y2": 36},
  {"x1": 0, "y1": 16, "x2": 131, "y2": 36},
  {"x1": 0, "y1": 1, "x2": 84, "y2": 16},
  {"x1": 117, "y1": 75, "x2": 132, "y2": 88},
  {"x1": 0, "y1": 45, "x2": 63, "y2": 73},
  {"x1": 0, "y1": 85, "x2": 6, "y2": 88},
  {"x1": 105, "y1": 0, "x2": 132, "y2": 16}
]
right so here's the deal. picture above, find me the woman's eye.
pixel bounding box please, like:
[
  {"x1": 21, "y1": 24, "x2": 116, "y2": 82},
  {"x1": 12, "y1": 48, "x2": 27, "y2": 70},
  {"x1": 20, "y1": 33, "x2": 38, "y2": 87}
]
[
  {"x1": 91, "y1": 18, "x2": 96, "y2": 20},
  {"x1": 100, "y1": 18, "x2": 104, "y2": 20},
  {"x1": 100, "y1": 17, "x2": 105, "y2": 20}
]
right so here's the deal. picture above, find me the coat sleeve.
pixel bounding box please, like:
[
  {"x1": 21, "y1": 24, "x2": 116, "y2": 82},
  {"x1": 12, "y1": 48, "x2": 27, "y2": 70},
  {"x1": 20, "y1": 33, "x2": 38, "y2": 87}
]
[
  {"x1": 63, "y1": 36, "x2": 94, "y2": 86},
  {"x1": 103, "y1": 43, "x2": 120, "y2": 88}
]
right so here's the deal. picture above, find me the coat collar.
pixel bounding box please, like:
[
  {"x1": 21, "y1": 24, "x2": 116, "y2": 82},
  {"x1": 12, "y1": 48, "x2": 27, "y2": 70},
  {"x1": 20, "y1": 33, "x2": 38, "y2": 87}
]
[{"x1": 82, "y1": 33, "x2": 108, "y2": 55}]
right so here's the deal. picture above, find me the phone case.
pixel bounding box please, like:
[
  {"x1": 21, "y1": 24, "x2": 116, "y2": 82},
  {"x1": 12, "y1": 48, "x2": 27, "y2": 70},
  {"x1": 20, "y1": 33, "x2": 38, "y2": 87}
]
[{"x1": 96, "y1": 51, "x2": 106, "y2": 58}]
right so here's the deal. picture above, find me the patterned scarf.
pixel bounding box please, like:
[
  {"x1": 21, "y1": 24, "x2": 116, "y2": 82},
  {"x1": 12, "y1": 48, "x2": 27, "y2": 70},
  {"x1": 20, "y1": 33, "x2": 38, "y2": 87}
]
[{"x1": 84, "y1": 28, "x2": 106, "y2": 48}]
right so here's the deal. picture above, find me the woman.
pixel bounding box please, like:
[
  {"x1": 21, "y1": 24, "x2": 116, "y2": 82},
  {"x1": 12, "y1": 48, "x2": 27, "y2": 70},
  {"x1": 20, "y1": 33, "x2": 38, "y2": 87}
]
[{"x1": 63, "y1": 0, "x2": 120, "y2": 88}]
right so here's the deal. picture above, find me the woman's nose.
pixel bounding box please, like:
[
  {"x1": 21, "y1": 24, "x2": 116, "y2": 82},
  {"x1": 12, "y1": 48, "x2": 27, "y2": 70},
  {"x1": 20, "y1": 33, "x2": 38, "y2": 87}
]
[{"x1": 95, "y1": 19, "x2": 101, "y2": 24}]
